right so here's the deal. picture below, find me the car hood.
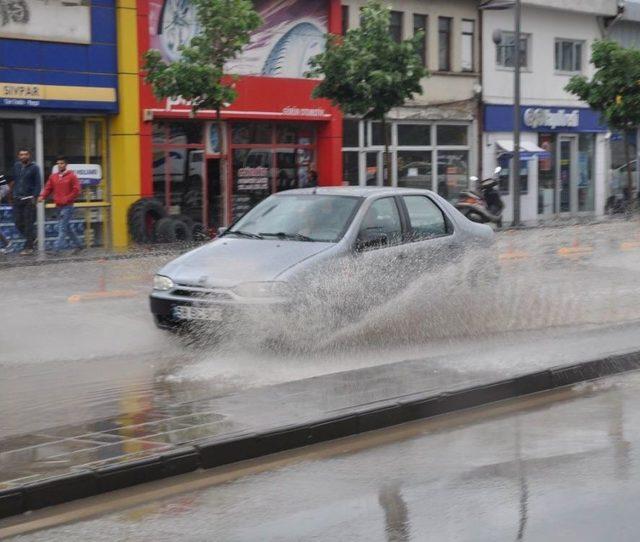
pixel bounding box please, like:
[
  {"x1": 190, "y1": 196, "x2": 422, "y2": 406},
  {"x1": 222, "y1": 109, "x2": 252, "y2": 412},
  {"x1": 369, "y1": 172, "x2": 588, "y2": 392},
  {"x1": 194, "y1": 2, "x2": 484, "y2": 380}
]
[{"x1": 158, "y1": 238, "x2": 335, "y2": 287}]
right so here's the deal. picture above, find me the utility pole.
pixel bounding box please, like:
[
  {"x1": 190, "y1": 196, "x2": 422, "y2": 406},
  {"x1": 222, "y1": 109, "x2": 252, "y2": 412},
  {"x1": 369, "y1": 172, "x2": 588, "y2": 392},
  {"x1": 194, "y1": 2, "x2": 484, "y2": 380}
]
[{"x1": 512, "y1": 0, "x2": 521, "y2": 226}]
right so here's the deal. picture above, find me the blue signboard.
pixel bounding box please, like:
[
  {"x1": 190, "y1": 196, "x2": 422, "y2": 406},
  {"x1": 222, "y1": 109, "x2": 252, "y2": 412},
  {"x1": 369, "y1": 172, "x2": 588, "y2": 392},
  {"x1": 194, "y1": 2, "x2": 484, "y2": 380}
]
[
  {"x1": 0, "y1": 0, "x2": 118, "y2": 113},
  {"x1": 484, "y1": 104, "x2": 606, "y2": 133}
]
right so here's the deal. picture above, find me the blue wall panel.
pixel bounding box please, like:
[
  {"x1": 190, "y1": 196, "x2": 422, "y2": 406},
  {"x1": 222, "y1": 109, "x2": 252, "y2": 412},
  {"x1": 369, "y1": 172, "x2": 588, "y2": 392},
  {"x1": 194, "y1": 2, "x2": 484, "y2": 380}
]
[{"x1": 0, "y1": 0, "x2": 118, "y2": 113}]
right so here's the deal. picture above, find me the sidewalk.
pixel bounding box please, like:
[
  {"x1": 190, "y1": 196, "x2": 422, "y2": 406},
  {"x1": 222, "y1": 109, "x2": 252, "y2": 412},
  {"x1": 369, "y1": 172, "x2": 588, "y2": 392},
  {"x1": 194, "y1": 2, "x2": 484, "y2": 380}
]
[{"x1": 0, "y1": 243, "x2": 188, "y2": 269}]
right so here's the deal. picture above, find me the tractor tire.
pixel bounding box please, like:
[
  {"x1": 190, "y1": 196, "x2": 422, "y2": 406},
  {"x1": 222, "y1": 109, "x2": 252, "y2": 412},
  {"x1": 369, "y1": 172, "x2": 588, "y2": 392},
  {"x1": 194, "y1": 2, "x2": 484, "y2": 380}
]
[
  {"x1": 128, "y1": 198, "x2": 166, "y2": 244},
  {"x1": 154, "y1": 217, "x2": 193, "y2": 243}
]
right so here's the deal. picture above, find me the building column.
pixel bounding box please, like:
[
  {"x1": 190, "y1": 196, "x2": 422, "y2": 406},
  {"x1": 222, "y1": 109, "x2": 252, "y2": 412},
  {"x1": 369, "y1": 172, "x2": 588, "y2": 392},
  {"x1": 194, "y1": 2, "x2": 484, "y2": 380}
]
[{"x1": 109, "y1": 0, "x2": 142, "y2": 248}]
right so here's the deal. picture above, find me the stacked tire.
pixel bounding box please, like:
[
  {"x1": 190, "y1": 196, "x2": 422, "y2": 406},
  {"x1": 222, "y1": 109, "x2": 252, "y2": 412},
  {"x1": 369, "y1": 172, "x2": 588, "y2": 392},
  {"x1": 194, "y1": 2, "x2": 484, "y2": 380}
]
[
  {"x1": 128, "y1": 198, "x2": 207, "y2": 244},
  {"x1": 127, "y1": 198, "x2": 166, "y2": 244}
]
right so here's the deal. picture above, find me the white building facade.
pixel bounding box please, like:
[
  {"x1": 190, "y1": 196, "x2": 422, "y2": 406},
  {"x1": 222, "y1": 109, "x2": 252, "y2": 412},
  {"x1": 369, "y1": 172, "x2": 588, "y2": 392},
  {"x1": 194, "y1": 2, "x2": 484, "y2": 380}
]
[
  {"x1": 341, "y1": 0, "x2": 481, "y2": 203},
  {"x1": 481, "y1": 0, "x2": 619, "y2": 223}
]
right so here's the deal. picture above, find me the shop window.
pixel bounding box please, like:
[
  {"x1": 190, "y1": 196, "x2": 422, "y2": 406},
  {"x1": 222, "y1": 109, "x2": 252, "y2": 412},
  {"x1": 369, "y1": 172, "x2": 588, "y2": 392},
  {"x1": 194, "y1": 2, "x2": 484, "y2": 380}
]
[
  {"x1": 276, "y1": 123, "x2": 315, "y2": 145},
  {"x1": 371, "y1": 122, "x2": 391, "y2": 146},
  {"x1": 437, "y1": 125, "x2": 468, "y2": 146},
  {"x1": 398, "y1": 124, "x2": 430, "y2": 146},
  {"x1": 497, "y1": 157, "x2": 528, "y2": 195},
  {"x1": 44, "y1": 117, "x2": 85, "y2": 167},
  {"x1": 152, "y1": 123, "x2": 168, "y2": 144},
  {"x1": 413, "y1": 14, "x2": 428, "y2": 67},
  {"x1": 0, "y1": 119, "x2": 35, "y2": 179},
  {"x1": 343, "y1": 119, "x2": 360, "y2": 148},
  {"x1": 397, "y1": 151, "x2": 431, "y2": 189},
  {"x1": 232, "y1": 122, "x2": 271, "y2": 144},
  {"x1": 343, "y1": 151, "x2": 359, "y2": 185},
  {"x1": 168, "y1": 122, "x2": 203, "y2": 145},
  {"x1": 232, "y1": 149, "x2": 273, "y2": 219},
  {"x1": 437, "y1": 150, "x2": 468, "y2": 201}
]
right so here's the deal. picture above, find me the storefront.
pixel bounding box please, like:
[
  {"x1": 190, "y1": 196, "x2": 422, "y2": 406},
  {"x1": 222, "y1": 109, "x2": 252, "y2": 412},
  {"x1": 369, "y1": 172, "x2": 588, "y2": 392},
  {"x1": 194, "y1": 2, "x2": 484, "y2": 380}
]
[
  {"x1": 0, "y1": 0, "x2": 118, "y2": 250},
  {"x1": 138, "y1": 0, "x2": 342, "y2": 234},
  {"x1": 342, "y1": 118, "x2": 474, "y2": 202},
  {"x1": 483, "y1": 104, "x2": 607, "y2": 222}
]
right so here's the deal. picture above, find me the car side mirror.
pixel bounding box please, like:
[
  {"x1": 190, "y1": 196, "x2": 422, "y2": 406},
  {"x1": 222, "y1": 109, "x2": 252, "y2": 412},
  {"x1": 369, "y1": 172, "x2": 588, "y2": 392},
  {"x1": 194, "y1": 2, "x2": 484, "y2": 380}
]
[
  {"x1": 217, "y1": 226, "x2": 228, "y2": 237},
  {"x1": 356, "y1": 230, "x2": 388, "y2": 251}
]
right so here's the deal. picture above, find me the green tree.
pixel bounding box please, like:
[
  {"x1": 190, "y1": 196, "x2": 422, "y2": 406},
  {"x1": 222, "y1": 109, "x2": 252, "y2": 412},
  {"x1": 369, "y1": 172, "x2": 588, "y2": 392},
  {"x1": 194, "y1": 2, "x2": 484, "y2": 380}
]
[
  {"x1": 306, "y1": 0, "x2": 428, "y2": 184},
  {"x1": 143, "y1": 0, "x2": 261, "y2": 151},
  {"x1": 566, "y1": 40, "x2": 640, "y2": 201}
]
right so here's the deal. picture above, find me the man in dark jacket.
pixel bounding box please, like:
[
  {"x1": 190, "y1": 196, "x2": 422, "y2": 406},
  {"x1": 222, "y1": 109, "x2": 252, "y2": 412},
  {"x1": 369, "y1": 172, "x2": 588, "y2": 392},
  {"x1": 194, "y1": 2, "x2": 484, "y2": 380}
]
[{"x1": 12, "y1": 149, "x2": 41, "y2": 255}]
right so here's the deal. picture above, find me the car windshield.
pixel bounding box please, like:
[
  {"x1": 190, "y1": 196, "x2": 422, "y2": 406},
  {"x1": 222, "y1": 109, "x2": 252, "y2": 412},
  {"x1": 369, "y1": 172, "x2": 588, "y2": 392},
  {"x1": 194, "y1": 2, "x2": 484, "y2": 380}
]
[{"x1": 228, "y1": 194, "x2": 362, "y2": 243}]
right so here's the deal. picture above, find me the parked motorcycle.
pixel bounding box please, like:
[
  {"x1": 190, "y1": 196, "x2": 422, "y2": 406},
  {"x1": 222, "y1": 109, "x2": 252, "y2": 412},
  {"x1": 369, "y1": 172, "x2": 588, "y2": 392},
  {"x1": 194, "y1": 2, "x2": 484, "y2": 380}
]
[{"x1": 455, "y1": 167, "x2": 505, "y2": 228}]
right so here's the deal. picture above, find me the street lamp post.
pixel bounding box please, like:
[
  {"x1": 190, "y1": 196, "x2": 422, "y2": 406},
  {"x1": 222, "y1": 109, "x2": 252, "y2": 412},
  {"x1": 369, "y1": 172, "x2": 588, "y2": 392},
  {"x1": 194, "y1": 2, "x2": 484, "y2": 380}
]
[
  {"x1": 481, "y1": 0, "x2": 522, "y2": 226},
  {"x1": 513, "y1": 0, "x2": 521, "y2": 227}
]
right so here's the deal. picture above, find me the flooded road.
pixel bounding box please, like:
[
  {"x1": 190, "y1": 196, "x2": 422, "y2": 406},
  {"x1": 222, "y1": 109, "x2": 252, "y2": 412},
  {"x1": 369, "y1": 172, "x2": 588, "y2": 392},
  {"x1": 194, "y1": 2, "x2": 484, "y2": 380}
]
[
  {"x1": 2, "y1": 219, "x2": 640, "y2": 441},
  {"x1": 6, "y1": 368, "x2": 640, "y2": 541}
]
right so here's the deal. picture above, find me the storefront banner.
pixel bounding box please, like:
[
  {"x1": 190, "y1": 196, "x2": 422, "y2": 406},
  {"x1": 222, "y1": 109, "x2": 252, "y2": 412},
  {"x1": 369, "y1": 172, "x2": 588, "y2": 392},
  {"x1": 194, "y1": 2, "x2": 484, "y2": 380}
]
[
  {"x1": 484, "y1": 104, "x2": 606, "y2": 133},
  {"x1": 52, "y1": 164, "x2": 102, "y2": 187},
  {"x1": 149, "y1": 0, "x2": 327, "y2": 78},
  {"x1": 0, "y1": 82, "x2": 117, "y2": 111},
  {"x1": 0, "y1": 0, "x2": 91, "y2": 44}
]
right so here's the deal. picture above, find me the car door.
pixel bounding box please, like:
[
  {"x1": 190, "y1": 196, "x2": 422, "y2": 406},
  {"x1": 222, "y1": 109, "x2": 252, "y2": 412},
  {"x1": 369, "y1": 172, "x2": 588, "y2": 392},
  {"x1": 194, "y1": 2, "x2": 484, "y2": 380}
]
[
  {"x1": 346, "y1": 197, "x2": 414, "y2": 313},
  {"x1": 398, "y1": 194, "x2": 459, "y2": 278}
]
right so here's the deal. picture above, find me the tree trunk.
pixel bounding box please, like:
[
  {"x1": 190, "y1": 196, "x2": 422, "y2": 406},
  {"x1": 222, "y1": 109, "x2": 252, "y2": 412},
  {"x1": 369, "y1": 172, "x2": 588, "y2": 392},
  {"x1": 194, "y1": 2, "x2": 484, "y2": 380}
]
[
  {"x1": 382, "y1": 116, "x2": 391, "y2": 186},
  {"x1": 624, "y1": 128, "x2": 634, "y2": 202}
]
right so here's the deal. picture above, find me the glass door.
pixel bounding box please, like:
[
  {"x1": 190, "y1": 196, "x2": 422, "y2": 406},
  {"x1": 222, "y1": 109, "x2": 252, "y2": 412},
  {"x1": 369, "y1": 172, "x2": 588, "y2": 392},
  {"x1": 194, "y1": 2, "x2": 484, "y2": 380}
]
[{"x1": 558, "y1": 136, "x2": 577, "y2": 213}]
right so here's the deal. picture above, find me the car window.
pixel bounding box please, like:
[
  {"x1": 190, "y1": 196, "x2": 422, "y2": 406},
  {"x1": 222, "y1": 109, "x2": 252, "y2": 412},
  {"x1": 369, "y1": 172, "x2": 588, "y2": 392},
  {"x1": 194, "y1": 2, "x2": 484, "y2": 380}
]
[
  {"x1": 402, "y1": 195, "x2": 448, "y2": 239},
  {"x1": 359, "y1": 198, "x2": 403, "y2": 246}
]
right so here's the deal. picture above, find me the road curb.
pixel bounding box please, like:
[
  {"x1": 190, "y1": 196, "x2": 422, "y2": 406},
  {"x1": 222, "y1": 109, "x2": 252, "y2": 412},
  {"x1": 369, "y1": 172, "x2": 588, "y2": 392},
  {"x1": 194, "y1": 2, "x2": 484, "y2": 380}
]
[{"x1": 2, "y1": 350, "x2": 640, "y2": 520}]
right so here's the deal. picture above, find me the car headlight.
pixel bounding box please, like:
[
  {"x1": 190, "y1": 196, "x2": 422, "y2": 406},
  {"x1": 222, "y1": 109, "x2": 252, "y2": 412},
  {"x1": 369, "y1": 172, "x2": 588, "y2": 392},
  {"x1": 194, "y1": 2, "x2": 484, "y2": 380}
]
[
  {"x1": 153, "y1": 274, "x2": 175, "y2": 291},
  {"x1": 233, "y1": 281, "x2": 289, "y2": 298}
]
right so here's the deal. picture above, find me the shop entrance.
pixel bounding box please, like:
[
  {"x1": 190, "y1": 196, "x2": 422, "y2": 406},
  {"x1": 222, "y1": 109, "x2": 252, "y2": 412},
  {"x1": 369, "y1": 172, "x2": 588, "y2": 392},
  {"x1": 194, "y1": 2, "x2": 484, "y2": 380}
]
[{"x1": 558, "y1": 136, "x2": 576, "y2": 213}]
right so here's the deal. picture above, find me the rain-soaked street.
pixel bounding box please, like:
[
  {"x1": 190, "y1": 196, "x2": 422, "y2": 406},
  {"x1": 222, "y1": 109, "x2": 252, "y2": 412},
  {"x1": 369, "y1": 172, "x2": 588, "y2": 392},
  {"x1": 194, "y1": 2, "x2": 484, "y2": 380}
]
[
  {"x1": 2, "y1": 219, "x2": 640, "y2": 534},
  {"x1": 4, "y1": 367, "x2": 640, "y2": 541}
]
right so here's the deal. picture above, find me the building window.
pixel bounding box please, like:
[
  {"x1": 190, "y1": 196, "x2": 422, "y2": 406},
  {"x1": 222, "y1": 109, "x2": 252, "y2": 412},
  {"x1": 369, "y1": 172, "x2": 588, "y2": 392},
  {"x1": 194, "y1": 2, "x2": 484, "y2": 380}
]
[
  {"x1": 413, "y1": 14, "x2": 427, "y2": 67},
  {"x1": 555, "y1": 39, "x2": 583, "y2": 72},
  {"x1": 438, "y1": 17, "x2": 452, "y2": 71},
  {"x1": 341, "y1": 5, "x2": 349, "y2": 36},
  {"x1": 461, "y1": 19, "x2": 475, "y2": 72},
  {"x1": 390, "y1": 11, "x2": 403, "y2": 43},
  {"x1": 496, "y1": 31, "x2": 529, "y2": 69}
]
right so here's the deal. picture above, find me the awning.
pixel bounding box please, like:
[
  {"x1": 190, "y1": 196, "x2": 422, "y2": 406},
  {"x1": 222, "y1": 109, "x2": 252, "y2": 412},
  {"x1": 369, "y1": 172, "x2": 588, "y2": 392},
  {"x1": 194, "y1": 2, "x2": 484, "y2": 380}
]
[{"x1": 495, "y1": 140, "x2": 551, "y2": 161}]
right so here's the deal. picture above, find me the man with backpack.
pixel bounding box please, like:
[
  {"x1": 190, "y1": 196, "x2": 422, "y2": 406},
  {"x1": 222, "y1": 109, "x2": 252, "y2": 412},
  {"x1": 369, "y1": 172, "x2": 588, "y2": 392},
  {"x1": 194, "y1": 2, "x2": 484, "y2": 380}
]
[{"x1": 38, "y1": 156, "x2": 84, "y2": 254}]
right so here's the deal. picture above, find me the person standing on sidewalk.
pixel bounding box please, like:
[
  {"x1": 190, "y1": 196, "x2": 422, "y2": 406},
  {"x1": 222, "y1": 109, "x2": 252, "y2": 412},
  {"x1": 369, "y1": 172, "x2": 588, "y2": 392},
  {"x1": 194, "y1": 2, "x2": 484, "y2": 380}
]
[
  {"x1": 11, "y1": 149, "x2": 41, "y2": 255},
  {"x1": 38, "y1": 156, "x2": 84, "y2": 254}
]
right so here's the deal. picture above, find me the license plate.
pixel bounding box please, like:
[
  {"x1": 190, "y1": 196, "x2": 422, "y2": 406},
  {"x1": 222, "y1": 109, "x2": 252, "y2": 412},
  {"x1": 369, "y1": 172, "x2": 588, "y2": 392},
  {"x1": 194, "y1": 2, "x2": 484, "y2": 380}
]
[{"x1": 173, "y1": 305, "x2": 223, "y2": 321}]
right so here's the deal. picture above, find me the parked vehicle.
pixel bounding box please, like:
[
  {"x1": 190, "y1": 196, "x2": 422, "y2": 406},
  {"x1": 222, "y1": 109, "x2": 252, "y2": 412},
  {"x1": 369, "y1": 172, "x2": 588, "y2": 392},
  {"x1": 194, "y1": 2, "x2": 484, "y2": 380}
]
[
  {"x1": 455, "y1": 167, "x2": 504, "y2": 228},
  {"x1": 149, "y1": 187, "x2": 495, "y2": 337}
]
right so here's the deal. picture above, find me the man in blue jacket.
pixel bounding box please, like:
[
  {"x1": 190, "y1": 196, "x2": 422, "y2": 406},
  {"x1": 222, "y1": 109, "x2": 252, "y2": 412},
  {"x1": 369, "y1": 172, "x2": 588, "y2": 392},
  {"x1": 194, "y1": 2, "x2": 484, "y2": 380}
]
[{"x1": 12, "y1": 149, "x2": 41, "y2": 255}]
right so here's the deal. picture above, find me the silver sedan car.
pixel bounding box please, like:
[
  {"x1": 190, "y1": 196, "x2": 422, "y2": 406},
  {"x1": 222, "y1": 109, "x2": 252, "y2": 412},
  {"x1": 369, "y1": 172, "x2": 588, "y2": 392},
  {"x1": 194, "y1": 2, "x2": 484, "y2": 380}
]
[{"x1": 149, "y1": 187, "x2": 495, "y2": 334}]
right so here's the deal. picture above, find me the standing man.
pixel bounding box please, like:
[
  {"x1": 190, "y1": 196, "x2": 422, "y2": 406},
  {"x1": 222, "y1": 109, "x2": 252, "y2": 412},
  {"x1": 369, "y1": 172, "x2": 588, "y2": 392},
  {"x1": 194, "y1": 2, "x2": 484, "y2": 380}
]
[
  {"x1": 38, "y1": 156, "x2": 84, "y2": 254},
  {"x1": 12, "y1": 149, "x2": 41, "y2": 255}
]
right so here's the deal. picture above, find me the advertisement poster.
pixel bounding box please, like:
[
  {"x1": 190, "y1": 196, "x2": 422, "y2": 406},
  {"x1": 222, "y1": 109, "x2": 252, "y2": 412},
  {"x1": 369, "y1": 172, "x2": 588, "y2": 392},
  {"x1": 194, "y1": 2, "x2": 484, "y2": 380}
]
[
  {"x1": 149, "y1": 0, "x2": 327, "y2": 78},
  {"x1": 0, "y1": 0, "x2": 91, "y2": 44}
]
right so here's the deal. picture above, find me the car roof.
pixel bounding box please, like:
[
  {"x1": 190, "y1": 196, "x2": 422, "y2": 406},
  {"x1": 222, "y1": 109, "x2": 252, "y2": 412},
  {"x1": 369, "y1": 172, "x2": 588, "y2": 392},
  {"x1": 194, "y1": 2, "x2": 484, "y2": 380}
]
[{"x1": 274, "y1": 186, "x2": 437, "y2": 198}]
